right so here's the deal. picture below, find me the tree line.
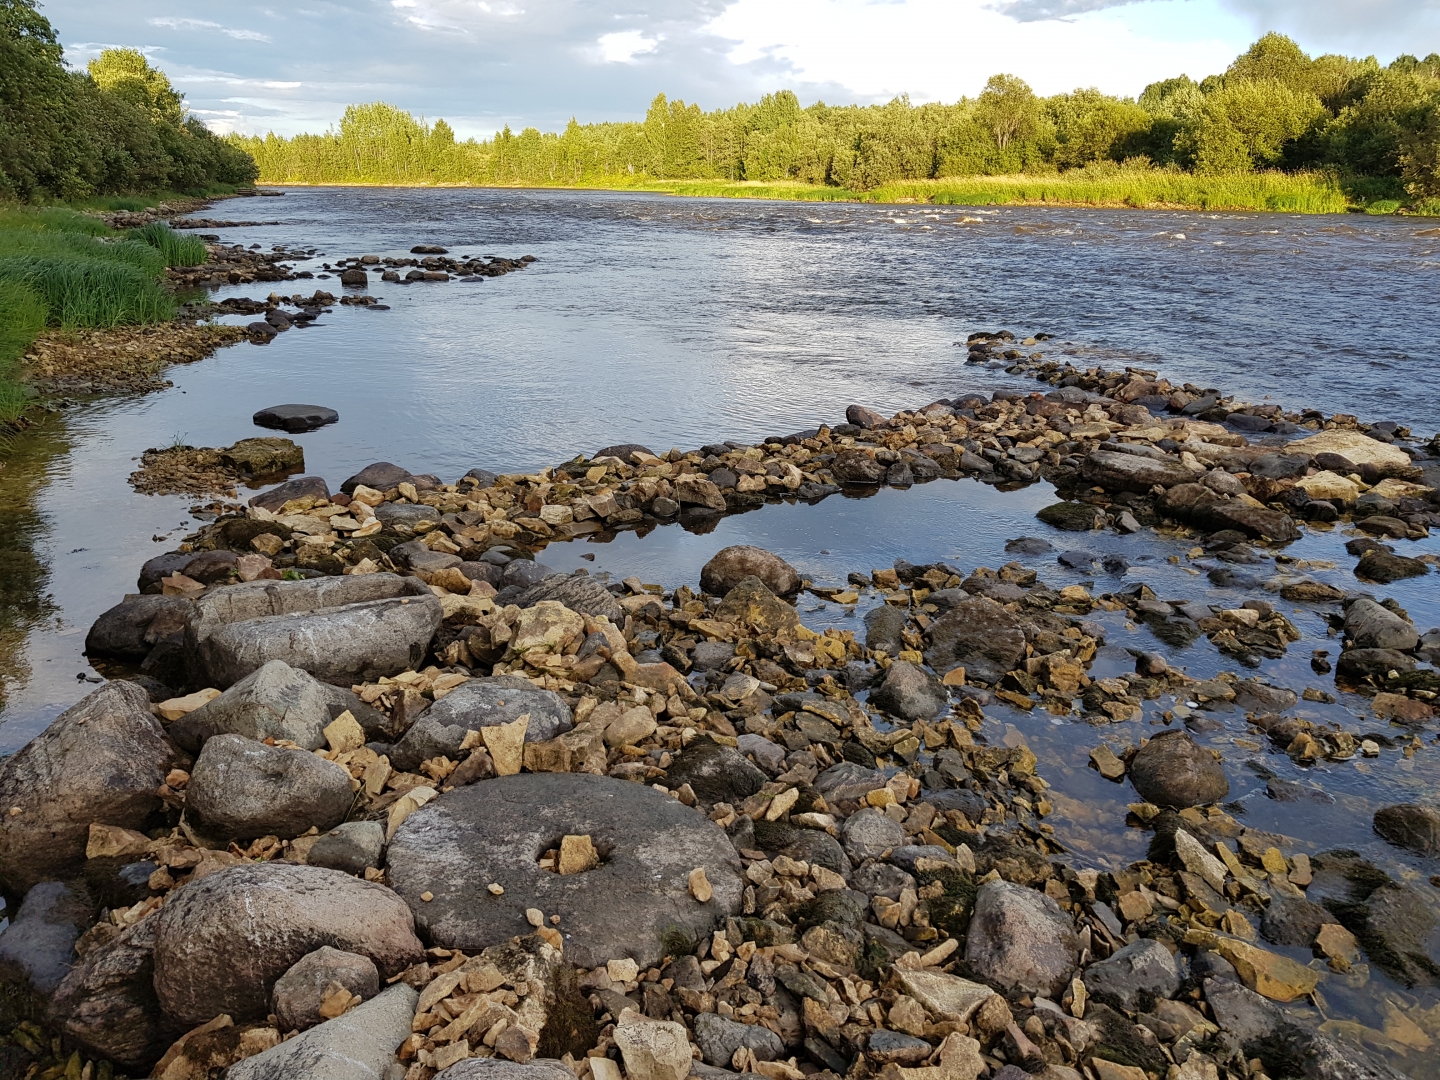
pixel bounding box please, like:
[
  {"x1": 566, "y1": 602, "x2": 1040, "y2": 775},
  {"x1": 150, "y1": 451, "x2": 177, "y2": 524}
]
[
  {"x1": 234, "y1": 35, "x2": 1440, "y2": 197},
  {"x1": 0, "y1": 0, "x2": 257, "y2": 200}
]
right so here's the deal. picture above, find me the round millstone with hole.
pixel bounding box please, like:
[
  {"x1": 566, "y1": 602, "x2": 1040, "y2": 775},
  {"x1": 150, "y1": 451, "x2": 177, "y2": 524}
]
[{"x1": 387, "y1": 773, "x2": 745, "y2": 967}]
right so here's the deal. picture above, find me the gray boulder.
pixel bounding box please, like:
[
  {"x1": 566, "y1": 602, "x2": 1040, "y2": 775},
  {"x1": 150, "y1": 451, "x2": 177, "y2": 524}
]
[
  {"x1": 1345, "y1": 598, "x2": 1418, "y2": 652},
  {"x1": 700, "y1": 546, "x2": 801, "y2": 597},
  {"x1": 0, "y1": 881, "x2": 90, "y2": 995},
  {"x1": 1259, "y1": 896, "x2": 1332, "y2": 947},
  {"x1": 512, "y1": 573, "x2": 625, "y2": 621},
  {"x1": 185, "y1": 573, "x2": 442, "y2": 688},
  {"x1": 387, "y1": 773, "x2": 745, "y2": 968},
  {"x1": 693, "y1": 1011, "x2": 786, "y2": 1066},
  {"x1": 0, "y1": 681, "x2": 173, "y2": 894},
  {"x1": 249, "y1": 476, "x2": 330, "y2": 513},
  {"x1": 663, "y1": 736, "x2": 768, "y2": 807},
  {"x1": 870, "y1": 660, "x2": 947, "y2": 721},
  {"x1": 1128, "y1": 730, "x2": 1229, "y2": 808},
  {"x1": 341, "y1": 462, "x2": 412, "y2": 493},
  {"x1": 85, "y1": 594, "x2": 192, "y2": 659},
  {"x1": 1082, "y1": 449, "x2": 1193, "y2": 493},
  {"x1": 152, "y1": 863, "x2": 424, "y2": 1025},
  {"x1": 841, "y1": 808, "x2": 904, "y2": 863},
  {"x1": 965, "y1": 880, "x2": 1078, "y2": 998},
  {"x1": 271, "y1": 947, "x2": 380, "y2": 1031},
  {"x1": 186, "y1": 734, "x2": 354, "y2": 841},
  {"x1": 170, "y1": 659, "x2": 388, "y2": 753},
  {"x1": 308, "y1": 821, "x2": 385, "y2": 875},
  {"x1": 436, "y1": 1060, "x2": 577, "y2": 1080},
  {"x1": 1374, "y1": 803, "x2": 1440, "y2": 856},
  {"x1": 924, "y1": 596, "x2": 1027, "y2": 684},
  {"x1": 864, "y1": 605, "x2": 907, "y2": 656},
  {"x1": 388, "y1": 676, "x2": 573, "y2": 772},
  {"x1": 226, "y1": 983, "x2": 418, "y2": 1080},
  {"x1": 1081, "y1": 937, "x2": 1180, "y2": 1012}
]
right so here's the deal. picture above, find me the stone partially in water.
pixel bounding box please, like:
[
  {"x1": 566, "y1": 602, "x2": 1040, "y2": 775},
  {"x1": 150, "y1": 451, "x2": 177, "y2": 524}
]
[
  {"x1": 1037, "y1": 502, "x2": 1104, "y2": 531},
  {"x1": 1374, "y1": 804, "x2": 1440, "y2": 856},
  {"x1": 831, "y1": 449, "x2": 887, "y2": 484},
  {"x1": 1344, "y1": 598, "x2": 1417, "y2": 652},
  {"x1": 252, "y1": 405, "x2": 339, "y2": 433},
  {"x1": 700, "y1": 546, "x2": 800, "y2": 597},
  {"x1": 220, "y1": 437, "x2": 304, "y2": 476},
  {"x1": 924, "y1": 595, "x2": 1027, "y2": 685},
  {"x1": 1356, "y1": 549, "x2": 1430, "y2": 583},
  {"x1": 248, "y1": 475, "x2": 331, "y2": 512},
  {"x1": 1128, "y1": 730, "x2": 1229, "y2": 809}
]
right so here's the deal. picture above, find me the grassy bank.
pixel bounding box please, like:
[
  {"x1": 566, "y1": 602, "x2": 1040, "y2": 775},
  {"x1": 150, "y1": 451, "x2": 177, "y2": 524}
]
[{"x1": 0, "y1": 206, "x2": 206, "y2": 425}]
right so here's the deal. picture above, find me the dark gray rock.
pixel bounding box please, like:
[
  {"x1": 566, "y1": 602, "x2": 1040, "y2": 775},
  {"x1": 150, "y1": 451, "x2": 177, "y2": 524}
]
[
  {"x1": 438, "y1": 1060, "x2": 578, "y2": 1080},
  {"x1": 849, "y1": 862, "x2": 916, "y2": 900},
  {"x1": 1231, "y1": 679, "x2": 1298, "y2": 714},
  {"x1": 340, "y1": 462, "x2": 412, "y2": 494},
  {"x1": 594, "y1": 444, "x2": 654, "y2": 463},
  {"x1": 152, "y1": 863, "x2": 424, "y2": 1025},
  {"x1": 870, "y1": 660, "x2": 947, "y2": 722},
  {"x1": 0, "y1": 681, "x2": 172, "y2": 895},
  {"x1": 692, "y1": 641, "x2": 736, "y2": 671},
  {"x1": 924, "y1": 595, "x2": 1027, "y2": 684},
  {"x1": 694, "y1": 1012, "x2": 785, "y2": 1066},
  {"x1": 868, "y1": 1029, "x2": 933, "y2": 1064},
  {"x1": 1260, "y1": 896, "x2": 1332, "y2": 947},
  {"x1": 1082, "y1": 937, "x2": 1179, "y2": 1013},
  {"x1": 226, "y1": 983, "x2": 418, "y2": 1080},
  {"x1": 1337, "y1": 647, "x2": 1415, "y2": 680},
  {"x1": 513, "y1": 573, "x2": 625, "y2": 621},
  {"x1": 500, "y1": 559, "x2": 558, "y2": 590},
  {"x1": 1345, "y1": 598, "x2": 1418, "y2": 651},
  {"x1": 1037, "y1": 502, "x2": 1104, "y2": 531},
  {"x1": 1128, "y1": 730, "x2": 1229, "y2": 809},
  {"x1": 387, "y1": 773, "x2": 745, "y2": 968},
  {"x1": 187, "y1": 734, "x2": 354, "y2": 842},
  {"x1": 388, "y1": 676, "x2": 573, "y2": 772},
  {"x1": 248, "y1": 476, "x2": 331, "y2": 513},
  {"x1": 374, "y1": 502, "x2": 442, "y2": 531},
  {"x1": 831, "y1": 449, "x2": 887, "y2": 484},
  {"x1": 137, "y1": 551, "x2": 197, "y2": 593},
  {"x1": 815, "y1": 761, "x2": 887, "y2": 803},
  {"x1": 842, "y1": 808, "x2": 905, "y2": 863},
  {"x1": 664, "y1": 736, "x2": 768, "y2": 807},
  {"x1": 308, "y1": 821, "x2": 385, "y2": 875},
  {"x1": 864, "y1": 605, "x2": 907, "y2": 656},
  {"x1": 885, "y1": 845, "x2": 960, "y2": 875},
  {"x1": 965, "y1": 880, "x2": 1078, "y2": 998},
  {"x1": 1082, "y1": 449, "x2": 1193, "y2": 492},
  {"x1": 86, "y1": 594, "x2": 192, "y2": 659},
  {"x1": 0, "y1": 882, "x2": 90, "y2": 996},
  {"x1": 252, "y1": 405, "x2": 339, "y2": 434},
  {"x1": 1374, "y1": 803, "x2": 1440, "y2": 855},
  {"x1": 700, "y1": 546, "x2": 801, "y2": 597},
  {"x1": 271, "y1": 947, "x2": 379, "y2": 1031},
  {"x1": 1356, "y1": 549, "x2": 1430, "y2": 584}
]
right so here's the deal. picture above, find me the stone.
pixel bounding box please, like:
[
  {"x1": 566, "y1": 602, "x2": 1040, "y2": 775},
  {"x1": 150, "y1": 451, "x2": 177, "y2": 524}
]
[
  {"x1": 1089, "y1": 745, "x2": 1125, "y2": 780},
  {"x1": 308, "y1": 821, "x2": 385, "y2": 875},
  {"x1": 1356, "y1": 549, "x2": 1430, "y2": 583},
  {"x1": 511, "y1": 601, "x2": 586, "y2": 655},
  {"x1": 594, "y1": 443, "x2": 655, "y2": 463},
  {"x1": 248, "y1": 476, "x2": 331, "y2": 513},
  {"x1": 1259, "y1": 896, "x2": 1331, "y2": 947},
  {"x1": 185, "y1": 573, "x2": 442, "y2": 688},
  {"x1": 832, "y1": 449, "x2": 887, "y2": 484},
  {"x1": 842, "y1": 808, "x2": 905, "y2": 862},
  {"x1": 441, "y1": 1062, "x2": 578, "y2": 1080},
  {"x1": 615, "y1": 1009, "x2": 693, "y2": 1080},
  {"x1": 152, "y1": 863, "x2": 424, "y2": 1025},
  {"x1": 1344, "y1": 598, "x2": 1418, "y2": 651},
  {"x1": 271, "y1": 947, "x2": 379, "y2": 1031},
  {"x1": 1314, "y1": 923, "x2": 1359, "y2": 965},
  {"x1": 1374, "y1": 803, "x2": 1440, "y2": 855},
  {"x1": 870, "y1": 660, "x2": 947, "y2": 721},
  {"x1": 892, "y1": 968, "x2": 996, "y2": 1022},
  {"x1": 1336, "y1": 647, "x2": 1414, "y2": 680},
  {"x1": 226, "y1": 983, "x2": 418, "y2": 1080},
  {"x1": 387, "y1": 773, "x2": 745, "y2": 968},
  {"x1": 1037, "y1": 502, "x2": 1104, "y2": 531},
  {"x1": 713, "y1": 576, "x2": 801, "y2": 635},
  {"x1": 965, "y1": 880, "x2": 1078, "y2": 998},
  {"x1": 512, "y1": 574, "x2": 624, "y2": 622},
  {"x1": 170, "y1": 659, "x2": 381, "y2": 753},
  {"x1": 0, "y1": 881, "x2": 89, "y2": 997},
  {"x1": 1082, "y1": 449, "x2": 1193, "y2": 492},
  {"x1": 603, "y1": 706, "x2": 656, "y2": 748},
  {"x1": 693, "y1": 1012, "x2": 785, "y2": 1066},
  {"x1": 664, "y1": 736, "x2": 768, "y2": 807},
  {"x1": 388, "y1": 676, "x2": 573, "y2": 772},
  {"x1": 85, "y1": 594, "x2": 192, "y2": 659},
  {"x1": 339, "y1": 268, "x2": 368, "y2": 287},
  {"x1": 0, "y1": 681, "x2": 172, "y2": 894},
  {"x1": 869, "y1": 1029, "x2": 935, "y2": 1064},
  {"x1": 924, "y1": 596, "x2": 1027, "y2": 685},
  {"x1": 340, "y1": 462, "x2": 413, "y2": 494},
  {"x1": 1214, "y1": 939, "x2": 1318, "y2": 1002},
  {"x1": 1287, "y1": 430, "x2": 1414, "y2": 470},
  {"x1": 1082, "y1": 938, "x2": 1179, "y2": 1013},
  {"x1": 1195, "y1": 502, "x2": 1299, "y2": 542},
  {"x1": 252, "y1": 405, "x2": 339, "y2": 434},
  {"x1": 846, "y1": 404, "x2": 886, "y2": 428},
  {"x1": 1295, "y1": 471, "x2": 1360, "y2": 502},
  {"x1": 1173, "y1": 830, "x2": 1228, "y2": 893},
  {"x1": 220, "y1": 437, "x2": 304, "y2": 477},
  {"x1": 186, "y1": 734, "x2": 354, "y2": 842},
  {"x1": 700, "y1": 546, "x2": 801, "y2": 597},
  {"x1": 1128, "y1": 731, "x2": 1228, "y2": 809},
  {"x1": 864, "y1": 605, "x2": 907, "y2": 656}
]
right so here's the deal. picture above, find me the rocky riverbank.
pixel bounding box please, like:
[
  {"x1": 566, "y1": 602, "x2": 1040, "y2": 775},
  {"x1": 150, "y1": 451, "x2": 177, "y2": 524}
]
[{"x1": 1, "y1": 354, "x2": 1437, "y2": 1078}]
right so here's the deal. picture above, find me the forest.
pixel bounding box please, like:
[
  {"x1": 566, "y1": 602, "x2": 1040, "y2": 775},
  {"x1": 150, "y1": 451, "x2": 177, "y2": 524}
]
[
  {"x1": 0, "y1": 0, "x2": 257, "y2": 200},
  {"x1": 234, "y1": 35, "x2": 1440, "y2": 207}
]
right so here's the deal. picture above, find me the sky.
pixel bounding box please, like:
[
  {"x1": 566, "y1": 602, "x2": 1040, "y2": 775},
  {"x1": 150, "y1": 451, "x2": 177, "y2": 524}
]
[{"x1": 41, "y1": 0, "x2": 1440, "y2": 139}]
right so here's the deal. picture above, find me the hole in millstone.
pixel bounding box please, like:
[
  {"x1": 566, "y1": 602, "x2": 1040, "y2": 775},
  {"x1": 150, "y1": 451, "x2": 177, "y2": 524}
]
[{"x1": 537, "y1": 833, "x2": 614, "y2": 875}]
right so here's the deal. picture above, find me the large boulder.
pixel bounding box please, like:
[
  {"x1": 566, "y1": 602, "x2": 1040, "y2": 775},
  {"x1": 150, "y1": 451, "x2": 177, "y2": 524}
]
[
  {"x1": 831, "y1": 449, "x2": 887, "y2": 484},
  {"x1": 700, "y1": 547, "x2": 801, "y2": 597},
  {"x1": 248, "y1": 476, "x2": 331, "y2": 513},
  {"x1": 693, "y1": 1011, "x2": 786, "y2": 1066},
  {"x1": 186, "y1": 734, "x2": 354, "y2": 842},
  {"x1": 151, "y1": 863, "x2": 424, "y2": 1025},
  {"x1": 226, "y1": 983, "x2": 418, "y2": 1080},
  {"x1": 85, "y1": 595, "x2": 192, "y2": 660},
  {"x1": 1081, "y1": 937, "x2": 1180, "y2": 1013},
  {"x1": 169, "y1": 659, "x2": 385, "y2": 753},
  {"x1": 184, "y1": 573, "x2": 442, "y2": 687},
  {"x1": 964, "y1": 880, "x2": 1078, "y2": 998},
  {"x1": 713, "y1": 577, "x2": 801, "y2": 636},
  {"x1": 48, "y1": 914, "x2": 179, "y2": 1072},
  {"x1": 0, "y1": 681, "x2": 173, "y2": 894},
  {"x1": 662, "y1": 736, "x2": 768, "y2": 808},
  {"x1": 340, "y1": 461, "x2": 413, "y2": 493},
  {"x1": 1194, "y1": 501, "x2": 1300, "y2": 542},
  {"x1": 870, "y1": 660, "x2": 947, "y2": 721},
  {"x1": 1374, "y1": 804, "x2": 1440, "y2": 856},
  {"x1": 0, "y1": 881, "x2": 90, "y2": 996},
  {"x1": 388, "y1": 676, "x2": 573, "y2": 772},
  {"x1": 512, "y1": 574, "x2": 625, "y2": 621},
  {"x1": 387, "y1": 773, "x2": 745, "y2": 968},
  {"x1": 924, "y1": 596, "x2": 1027, "y2": 684},
  {"x1": 1082, "y1": 449, "x2": 1194, "y2": 492},
  {"x1": 1344, "y1": 598, "x2": 1418, "y2": 652},
  {"x1": 1286, "y1": 430, "x2": 1414, "y2": 472},
  {"x1": 1128, "y1": 730, "x2": 1229, "y2": 808}
]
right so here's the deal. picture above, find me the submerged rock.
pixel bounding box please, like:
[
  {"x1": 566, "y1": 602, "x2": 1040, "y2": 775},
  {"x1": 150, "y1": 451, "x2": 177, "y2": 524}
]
[{"x1": 1128, "y1": 730, "x2": 1229, "y2": 809}]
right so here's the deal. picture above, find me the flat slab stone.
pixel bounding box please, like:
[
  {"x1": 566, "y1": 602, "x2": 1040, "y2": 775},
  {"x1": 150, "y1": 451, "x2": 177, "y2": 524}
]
[
  {"x1": 387, "y1": 773, "x2": 746, "y2": 968},
  {"x1": 253, "y1": 404, "x2": 339, "y2": 433}
]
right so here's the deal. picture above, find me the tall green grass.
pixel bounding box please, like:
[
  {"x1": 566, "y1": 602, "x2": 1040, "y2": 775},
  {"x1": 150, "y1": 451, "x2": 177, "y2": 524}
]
[
  {"x1": 0, "y1": 281, "x2": 47, "y2": 422},
  {"x1": 129, "y1": 222, "x2": 208, "y2": 267}
]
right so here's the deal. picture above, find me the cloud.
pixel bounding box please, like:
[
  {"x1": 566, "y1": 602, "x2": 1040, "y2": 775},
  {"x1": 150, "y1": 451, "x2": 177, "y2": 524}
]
[
  {"x1": 595, "y1": 30, "x2": 661, "y2": 63},
  {"x1": 991, "y1": 0, "x2": 1144, "y2": 21},
  {"x1": 148, "y1": 17, "x2": 271, "y2": 42}
]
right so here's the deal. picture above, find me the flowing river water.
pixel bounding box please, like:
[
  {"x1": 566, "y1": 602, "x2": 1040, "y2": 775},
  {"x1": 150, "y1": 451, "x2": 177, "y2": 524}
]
[{"x1": 2, "y1": 188, "x2": 1440, "y2": 1069}]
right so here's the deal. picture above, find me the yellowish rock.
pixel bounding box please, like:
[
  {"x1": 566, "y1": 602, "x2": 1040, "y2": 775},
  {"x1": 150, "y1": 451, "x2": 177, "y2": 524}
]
[
  {"x1": 1089, "y1": 744, "x2": 1125, "y2": 780},
  {"x1": 1091, "y1": 1061, "x2": 1148, "y2": 1080},
  {"x1": 1295, "y1": 471, "x2": 1360, "y2": 502},
  {"x1": 155, "y1": 688, "x2": 221, "y2": 721},
  {"x1": 558, "y1": 834, "x2": 598, "y2": 875},
  {"x1": 689, "y1": 867, "x2": 713, "y2": 902},
  {"x1": 86, "y1": 823, "x2": 152, "y2": 859},
  {"x1": 323, "y1": 710, "x2": 365, "y2": 754},
  {"x1": 482, "y1": 714, "x2": 529, "y2": 776},
  {"x1": 1315, "y1": 923, "x2": 1359, "y2": 967},
  {"x1": 603, "y1": 705, "x2": 657, "y2": 748},
  {"x1": 765, "y1": 787, "x2": 799, "y2": 821},
  {"x1": 1287, "y1": 430, "x2": 1413, "y2": 469},
  {"x1": 510, "y1": 601, "x2": 584, "y2": 655},
  {"x1": 1217, "y1": 938, "x2": 1319, "y2": 1002}
]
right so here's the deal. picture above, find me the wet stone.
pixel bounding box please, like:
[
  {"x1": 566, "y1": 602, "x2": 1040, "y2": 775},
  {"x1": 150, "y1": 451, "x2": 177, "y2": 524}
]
[
  {"x1": 252, "y1": 404, "x2": 339, "y2": 433},
  {"x1": 1128, "y1": 731, "x2": 1229, "y2": 809}
]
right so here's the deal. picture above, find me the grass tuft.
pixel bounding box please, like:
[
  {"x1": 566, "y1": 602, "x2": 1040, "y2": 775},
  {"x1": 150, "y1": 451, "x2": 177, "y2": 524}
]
[{"x1": 129, "y1": 222, "x2": 208, "y2": 267}]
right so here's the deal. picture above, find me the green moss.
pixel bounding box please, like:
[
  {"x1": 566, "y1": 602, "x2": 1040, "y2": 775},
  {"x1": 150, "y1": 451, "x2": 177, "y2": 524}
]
[{"x1": 916, "y1": 865, "x2": 976, "y2": 940}]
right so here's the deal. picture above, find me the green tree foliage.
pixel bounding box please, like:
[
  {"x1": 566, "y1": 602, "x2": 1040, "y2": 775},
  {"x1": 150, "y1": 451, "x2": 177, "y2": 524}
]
[
  {"x1": 233, "y1": 34, "x2": 1440, "y2": 200},
  {"x1": 0, "y1": 1, "x2": 256, "y2": 200}
]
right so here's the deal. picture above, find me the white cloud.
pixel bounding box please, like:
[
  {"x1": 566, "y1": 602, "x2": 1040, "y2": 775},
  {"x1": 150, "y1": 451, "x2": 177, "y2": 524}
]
[
  {"x1": 595, "y1": 29, "x2": 661, "y2": 63},
  {"x1": 149, "y1": 17, "x2": 271, "y2": 42}
]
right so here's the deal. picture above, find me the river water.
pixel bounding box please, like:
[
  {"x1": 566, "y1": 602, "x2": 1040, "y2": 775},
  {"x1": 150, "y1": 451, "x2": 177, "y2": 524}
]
[{"x1": 3, "y1": 188, "x2": 1440, "y2": 1066}]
